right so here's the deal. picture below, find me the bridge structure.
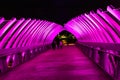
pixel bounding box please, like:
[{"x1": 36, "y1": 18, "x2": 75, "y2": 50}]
[{"x1": 0, "y1": 5, "x2": 120, "y2": 80}]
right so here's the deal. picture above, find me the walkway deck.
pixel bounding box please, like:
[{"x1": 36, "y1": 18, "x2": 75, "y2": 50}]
[{"x1": 1, "y1": 46, "x2": 112, "y2": 80}]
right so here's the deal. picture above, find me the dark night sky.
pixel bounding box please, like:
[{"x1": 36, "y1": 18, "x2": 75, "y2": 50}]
[{"x1": 0, "y1": 0, "x2": 120, "y2": 25}]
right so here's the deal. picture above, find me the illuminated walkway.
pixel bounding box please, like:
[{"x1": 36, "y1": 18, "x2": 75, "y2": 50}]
[{"x1": 1, "y1": 46, "x2": 112, "y2": 80}]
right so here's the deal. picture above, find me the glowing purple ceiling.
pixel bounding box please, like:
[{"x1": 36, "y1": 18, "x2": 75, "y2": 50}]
[
  {"x1": 64, "y1": 5, "x2": 120, "y2": 43},
  {"x1": 0, "y1": 5, "x2": 120, "y2": 49},
  {"x1": 0, "y1": 18, "x2": 64, "y2": 49}
]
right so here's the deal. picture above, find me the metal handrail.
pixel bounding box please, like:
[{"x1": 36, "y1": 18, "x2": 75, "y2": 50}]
[
  {"x1": 77, "y1": 42, "x2": 120, "y2": 57},
  {"x1": 0, "y1": 42, "x2": 51, "y2": 57},
  {"x1": 77, "y1": 42, "x2": 120, "y2": 80}
]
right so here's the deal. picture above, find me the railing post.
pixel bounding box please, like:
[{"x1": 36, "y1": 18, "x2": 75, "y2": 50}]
[
  {"x1": 26, "y1": 51, "x2": 31, "y2": 61},
  {"x1": 29, "y1": 50, "x2": 34, "y2": 58},
  {"x1": 12, "y1": 52, "x2": 22, "y2": 67},
  {"x1": 98, "y1": 50, "x2": 105, "y2": 69},
  {"x1": 88, "y1": 46, "x2": 93, "y2": 58},
  {"x1": 93, "y1": 47, "x2": 100, "y2": 63},
  {"x1": 0, "y1": 56, "x2": 8, "y2": 73},
  {"x1": 114, "y1": 52, "x2": 120, "y2": 80},
  {"x1": 116, "y1": 60, "x2": 120, "y2": 80}
]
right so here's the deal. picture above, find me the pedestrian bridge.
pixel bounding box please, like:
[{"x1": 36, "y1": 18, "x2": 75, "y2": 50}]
[{"x1": 0, "y1": 5, "x2": 120, "y2": 80}]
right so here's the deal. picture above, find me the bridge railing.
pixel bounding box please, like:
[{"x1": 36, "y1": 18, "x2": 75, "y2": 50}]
[
  {"x1": 0, "y1": 42, "x2": 51, "y2": 74},
  {"x1": 77, "y1": 42, "x2": 120, "y2": 80}
]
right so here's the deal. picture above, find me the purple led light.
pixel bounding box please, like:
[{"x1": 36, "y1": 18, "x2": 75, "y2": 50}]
[
  {"x1": 12, "y1": 19, "x2": 31, "y2": 48},
  {"x1": 20, "y1": 20, "x2": 40, "y2": 47},
  {"x1": 97, "y1": 9, "x2": 120, "y2": 43},
  {"x1": 84, "y1": 13, "x2": 106, "y2": 42},
  {"x1": 29, "y1": 22, "x2": 43, "y2": 45},
  {"x1": 89, "y1": 12, "x2": 109, "y2": 42},
  {"x1": 50, "y1": 25, "x2": 64, "y2": 39},
  {"x1": 107, "y1": 5, "x2": 120, "y2": 21},
  {"x1": 79, "y1": 16, "x2": 97, "y2": 41},
  {"x1": 25, "y1": 20, "x2": 42, "y2": 46},
  {"x1": 6, "y1": 56, "x2": 11, "y2": 64},
  {"x1": 37, "y1": 21, "x2": 49, "y2": 42},
  {"x1": 1, "y1": 4, "x2": 120, "y2": 49},
  {"x1": 0, "y1": 17, "x2": 5, "y2": 24},
  {"x1": 0, "y1": 18, "x2": 25, "y2": 48},
  {"x1": 24, "y1": 20, "x2": 46, "y2": 46},
  {"x1": 18, "y1": 20, "x2": 37, "y2": 47},
  {"x1": 16, "y1": 19, "x2": 36, "y2": 47},
  {"x1": 34, "y1": 21, "x2": 50, "y2": 43},
  {"x1": 90, "y1": 12, "x2": 114, "y2": 42},
  {"x1": 82, "y1": 15, "x2": 100, "y2": 42},
  {"x1": 0, "y1": 18, "x2": 16, "y2": 37},
  {"x1": 64, "y1": 24, "x2": 80, "y2": 39},
  {"x1": 65, "y1": 6, "x2": 120, "y2": 43},
  {"x1": 31, "y1": 21, "x2": 45, "y2": 44},
  {"x1": 99, "y1": 8, "x2": 120, "y2": 33},
  {"x1": 5, "y1": 19, "x2": 31, "y2": 48},
  {"x1": 40, "y1": 23, "x2": 55, "y2": 42},
  {"x1": 46, "y1": 26, "x2": 64, "y2": 42}
]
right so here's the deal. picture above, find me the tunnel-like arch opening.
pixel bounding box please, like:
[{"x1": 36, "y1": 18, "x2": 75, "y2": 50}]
[{"x1": 53, "y1": 30, "x2": 77, "y2": 46}]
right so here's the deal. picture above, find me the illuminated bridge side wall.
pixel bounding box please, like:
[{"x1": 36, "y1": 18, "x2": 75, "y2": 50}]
[
  {"x1": 64, "y1": 5, "x2": 120, "y2": 43},
  {"x1": 0, "y1": 18, "x2": 64, "y2": 49}
]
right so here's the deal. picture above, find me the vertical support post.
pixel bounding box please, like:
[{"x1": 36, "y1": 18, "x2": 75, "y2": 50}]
[{"x1": 0, "y1": 56, "x2": 8, "y2": 73}]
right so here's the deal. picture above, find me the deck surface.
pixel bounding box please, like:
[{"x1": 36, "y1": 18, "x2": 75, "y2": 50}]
[{"x1": 1, "y1": 46, "x2": 112, "y2": 80}]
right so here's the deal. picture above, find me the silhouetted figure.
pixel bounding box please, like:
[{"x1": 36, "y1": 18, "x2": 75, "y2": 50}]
[
  {"x1": 52, "y1": 40, "x2": 56, "y2": 49},
  {"x1": 60, "y1": 41, "x2": 63, "y2": 48},
  {"x1": 56, "y1": 38, "x2": 60, "y2": 48}
]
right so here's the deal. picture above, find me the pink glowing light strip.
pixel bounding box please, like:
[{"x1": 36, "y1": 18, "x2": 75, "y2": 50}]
[
  {"x1": 31, "y1": 21, "x2": 45, "y2": 44},
  {"x1": 64, "y1": 23, "x2": 80, "y2": 39},
  {"x1": 0, "y1": 17, "x2": 5, "y2": 24},
  {"x1": 89, "y1": 12, "x2": 108, "y2": 42},
  {"x1": 6, "y1": 19, "x2": 31, "y2": 48},
  {"x1": 27, "y1": 21, "x2": 43, "y2": 45},
  {"x1": 100, "y1": 8, "x2": 120, "y2": 34},
  {"x1": 36, "y1": 21, "x2": 49, "y2": 42},
  {"x1": 81, "y1": 15, "x2": 99, "y2": 42},
  {"x1": 35, "y1": 22, "x2": 51, "y2": 42},
  {"x1": 78, "y1": 16, "x2": 97, "y2": 41},
  {"x1": 107, "y1": 5, "x2": 120, "y2": 21},
  {"x1": 97, "y1": 9, "x2": 116, "y2": 43},
  {"x1": 36, "y1": 21, "x2": 50, "y2": 43},
  {"x1": 26, "y1": 20, "x2": 49, "y2": 46},
  {"x1": 41, "y1": 23, "x2": 56, "y2": 42},
  {"x1": 46, "y1": 25, "x2": 64, "y2": 42},
  {"x1": 13, "y1": 19, "x2": 37, "y2": 48},
  {"x1": 16, "y1": 19, "x2": 36, "y2": 47},
  {"x1": 84, "y1": 13, "x2": 106, "y2": 42},
  {"x1": 73, "y1": 18, "x2": 94, "y2": 41},
  {"x1": 90, "y1": 12, "x2": 114, "y2": 42},
  {"x1": 40, "y1": 23, "x2": 54, "y2": 42},
  {"x1": 0, "y1": 18, "x2": 16, "y2": 37},
  {"x1": 21, "y1": 20, "x2": 40, "y2": 47},
  {"x1": 25, "y1": 21, "x2": 42, "y2": 46},
  {"x1": 81, "y1": 15, "x2": 98, "y2": 41},
  {"x1": 12, "y1": 19, "x2": 31, "y2": 48},
  {"x1": 65, "y1": 19, "x2": 81, "y2": 39},
  {"x1": 18, "y1": 20, "x2": 37, "y2": 47},
  {"x1": 72, "y1": 19, "x2": 87, "y2": 35},
  {"x1": 66, "y1": 20, "x2": 83, "y2": 35},
  {"x1": 0, "y1": 18, "x2": 25, "y2": 48},
  {"x1": 97, "y1": 9, "x2": 120, "y2": 43}
]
